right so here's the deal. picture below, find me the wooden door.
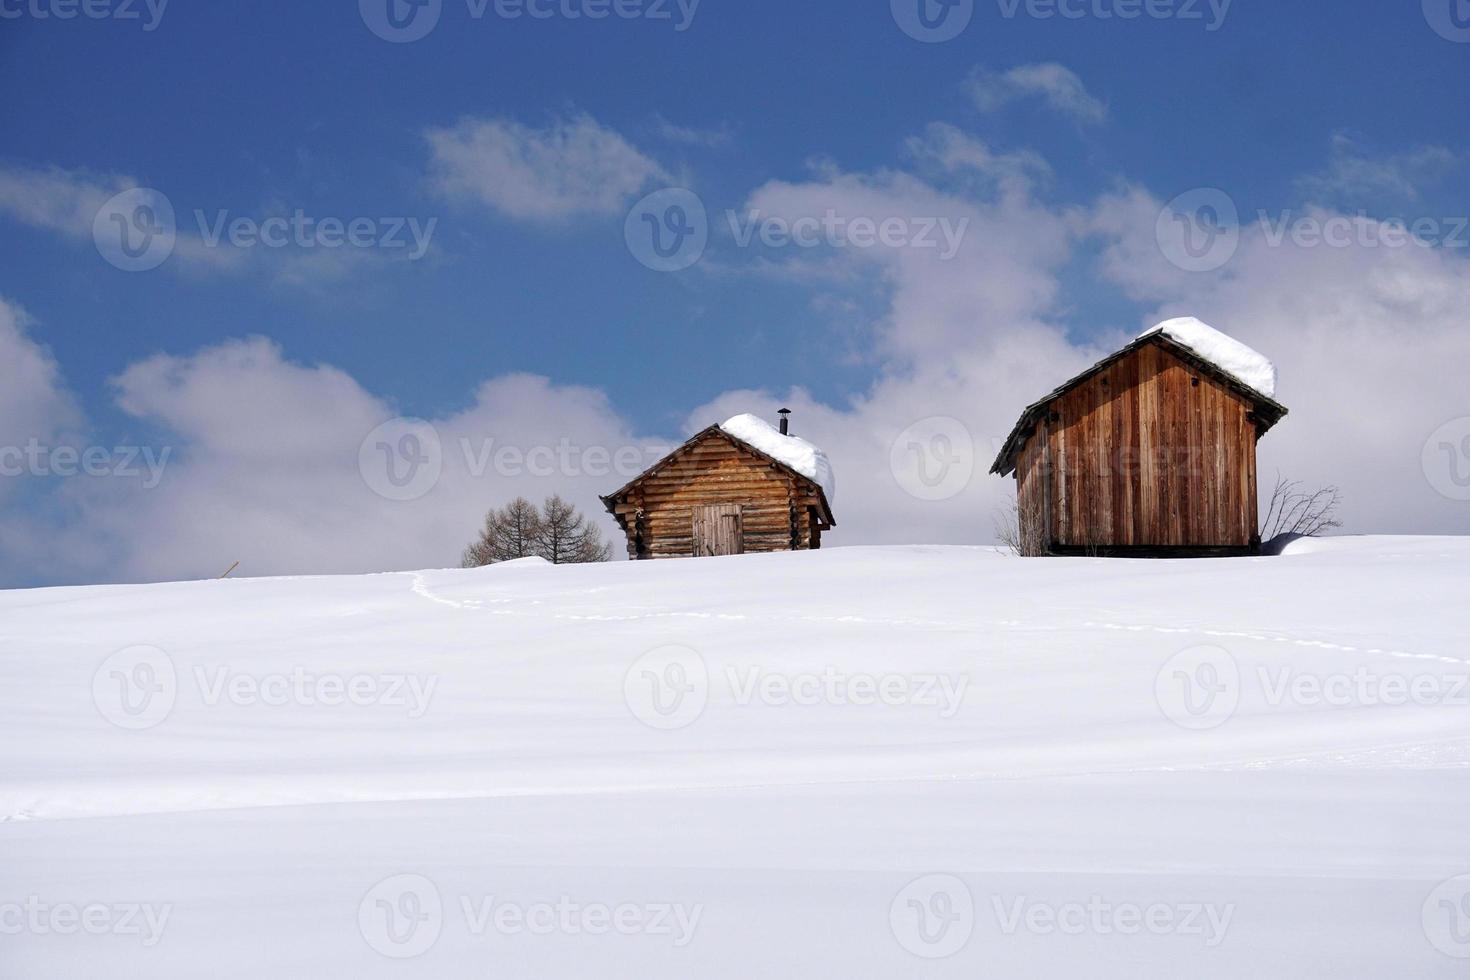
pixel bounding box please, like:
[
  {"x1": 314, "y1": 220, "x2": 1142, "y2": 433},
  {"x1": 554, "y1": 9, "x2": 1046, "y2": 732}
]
[{"x1": 692, "y1": 505, "x2": 744, "y2": 557}]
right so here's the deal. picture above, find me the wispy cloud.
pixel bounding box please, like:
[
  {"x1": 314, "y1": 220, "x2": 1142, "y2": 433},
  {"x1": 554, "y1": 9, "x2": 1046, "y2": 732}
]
[
  {"x1": 966, "y1": 63, "x2": 1108, "y2": 125},
  {"x1": 653, "y1": 116, "x2": 735, "y2": 149},
  {"x1": 426, "y1": 113, "x2": 669, "y2": 222},
  {"x1": 905, "y1": 123, "x2": 1052, "y2": 193},
  {"x1": 0, "y1": 162, "x2": 432, "y2": 286},
  {"x1": 1298, "y1": 132, "x2": 1461, "y2": 204}
]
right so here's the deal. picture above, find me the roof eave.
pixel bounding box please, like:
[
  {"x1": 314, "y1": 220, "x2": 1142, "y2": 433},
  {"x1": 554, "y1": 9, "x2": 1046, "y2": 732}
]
[
  {"x1": 602, "y1": 425, "x2": 837, "y2": 524},
  {"x1": 988, "y1": 333, "x2": 1289, "y2": 477}
]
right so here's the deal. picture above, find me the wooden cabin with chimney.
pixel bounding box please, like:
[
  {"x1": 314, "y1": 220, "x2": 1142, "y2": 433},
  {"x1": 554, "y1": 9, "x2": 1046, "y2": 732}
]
[
  {"x1": 990, "y1": 318, "x2": 1288, "y2": 557},
  {"x1": 601, "y1": 411, "x2": 836, "y2": 559}
]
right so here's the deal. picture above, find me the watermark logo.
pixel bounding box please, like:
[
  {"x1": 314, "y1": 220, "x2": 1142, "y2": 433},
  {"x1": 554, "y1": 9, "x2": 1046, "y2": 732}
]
[
  {"x1": 625, "y1": 188, "x2": 708, "y2": 272},
  {"x1": 359, "y1": 874, "x2": 444, "y2": 958},
  {"x1": 93, "y1": 188, "x2": 176, "y2": 272},
  {"x1": 892, "y1": 0, "x2": 974, "y2": 42},
  {"x1": 624, "y1": 645, "x2": 709, "y2": 730},
  {"x1": 0, "y1": 0, "x2": 168, "y2": 30},
  {"x1": 92, "y1": 645, "x2": 177, "y2": 731},
  {"x1": 890, "y1": 874, "x2": 974, "y2": 959},
  {"x1": 359, "y1": 418, "x2": 444, "y2": 502},
  {"x1": 890, "y1": 417, "x2": 976, "y2": 502},
  {"x1": 360, "y1": 0, "x2": 443, "y2": 42},
  {"x1": 1155, "y1": 187, "x2": 1239, "y2": 273},
  {"x1": 1423, "y1": 875, "x2": 1470, "y2": 958},
  {"x1": 1424, "y1": 0, "x2": 1470, "y2": 42},
  {"x1": 1155, "y1": 645, "x2": 1240, "y2": 730},
  {"x1": 1423, "y1": 417, "x2": 1470, "y2": 501}
]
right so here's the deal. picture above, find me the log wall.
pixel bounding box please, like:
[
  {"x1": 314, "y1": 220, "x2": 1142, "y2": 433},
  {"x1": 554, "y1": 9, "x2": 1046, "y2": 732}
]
[{"x1": 609, "y1": 434, "x2": 822, "y2": 559}]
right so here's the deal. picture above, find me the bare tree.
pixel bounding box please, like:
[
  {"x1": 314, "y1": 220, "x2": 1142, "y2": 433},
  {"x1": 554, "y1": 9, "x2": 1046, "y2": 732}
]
[
  {"x1": 465, "y1": 495, "x2": 611, "y2": 567},
  {"x1": 1262, "y1": 473, "x2": 1343, "y2": 541},
  {"x1": 462, "y1": 497, "x2": 543, "y2": 567},
  {"x1": 533, "y1": 494, "x2": 612, "y2": 565}
]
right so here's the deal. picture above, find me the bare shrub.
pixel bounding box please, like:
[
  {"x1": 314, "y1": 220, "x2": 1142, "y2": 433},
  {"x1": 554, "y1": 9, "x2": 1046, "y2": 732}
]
[{"x1": 1262, "y1": 473, "x2": 1343, "y2": 540}]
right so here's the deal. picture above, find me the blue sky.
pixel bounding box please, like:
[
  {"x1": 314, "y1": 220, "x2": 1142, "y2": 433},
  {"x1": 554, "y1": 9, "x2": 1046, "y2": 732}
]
[{"x1": 1, "y1": 0, "x2": 1468, "y2": 586}]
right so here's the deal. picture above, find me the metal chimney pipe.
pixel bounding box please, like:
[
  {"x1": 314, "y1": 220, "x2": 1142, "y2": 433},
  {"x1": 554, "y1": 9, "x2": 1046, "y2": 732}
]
[{"x1": 778, "y1": 408, "x2": 791, "y2": 435}]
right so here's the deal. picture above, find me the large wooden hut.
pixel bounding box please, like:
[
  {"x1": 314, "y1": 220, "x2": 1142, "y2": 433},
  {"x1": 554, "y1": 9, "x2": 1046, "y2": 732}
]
[
  {"x1": 601, "y1": 412, "x2": 835, "y2": 560},
  {"x1": 990, "y1": 318, "x2": 1288, "y2": 557}
]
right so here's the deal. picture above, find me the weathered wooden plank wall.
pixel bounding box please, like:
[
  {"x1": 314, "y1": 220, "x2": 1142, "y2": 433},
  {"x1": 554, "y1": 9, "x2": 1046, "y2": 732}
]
[
  {"x1": 692, "y1": 504, "x2": 744, "y2": 556},
  {"x1": 1018, "y1": 341, "x2": 1259, "y2": 552}
]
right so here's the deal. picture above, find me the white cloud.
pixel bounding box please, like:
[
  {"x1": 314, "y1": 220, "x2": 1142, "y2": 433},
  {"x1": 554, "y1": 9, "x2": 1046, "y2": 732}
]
[
  {"x1": 0, "y1": 298, "x2": 86, "y2": 574},
  {"x1": 738, "y1": 154, "x2": 1071, "y2": 365},
  {"x1": 426, "y1": 113, "x2": 669, "y2": 221},
  {"x1": 4, "y1": 339, "x2": 670, "y2": 585},
  {"x1": 1298, "y1": 133, "x2": 1460, "y2": 204},
  {"x1": 7, "y1": 124, "x2": 1470, "y2": 587},
  {"x1": 905, "y1": 123, "x2": 1052, "y2": 194},
  {"x1": 0, "y1": 298, "x2": 81, "y2": 449},
  {"x1": 0, "y1": 163, "x2": 417, "y2": 285},
  {"x1": 0, "y1": 164, "x2": 130, "y2": 236},
  {"x1": 966, "y1": 64, "x2": 1108, "y2": 125},
  {"x1": 1088, "y1": 185, "x2": 1470, "y2": 534}
]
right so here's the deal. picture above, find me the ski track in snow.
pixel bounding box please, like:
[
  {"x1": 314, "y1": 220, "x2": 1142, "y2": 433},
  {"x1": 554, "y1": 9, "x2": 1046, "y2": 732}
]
[{"x1": 407, "y1": 572, "x2": 1470, "y2": 666}]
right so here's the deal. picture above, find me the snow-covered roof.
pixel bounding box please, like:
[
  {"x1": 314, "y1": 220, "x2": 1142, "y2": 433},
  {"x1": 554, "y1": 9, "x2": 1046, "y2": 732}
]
[
  {"x1": 719, "y1": 413, "x2": 836, "y2": 504},
  {"x1": 990, "y1": 315, "x2": 1288, "y2": 477},
  {"x1": 1139, "y1": 317, "x2": 1278, "y2": 399}
]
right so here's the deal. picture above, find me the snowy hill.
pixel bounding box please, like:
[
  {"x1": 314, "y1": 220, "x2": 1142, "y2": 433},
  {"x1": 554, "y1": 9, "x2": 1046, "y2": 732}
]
[{"x1": 2, "y1": 538, "x2": 1469, "y2": 977}]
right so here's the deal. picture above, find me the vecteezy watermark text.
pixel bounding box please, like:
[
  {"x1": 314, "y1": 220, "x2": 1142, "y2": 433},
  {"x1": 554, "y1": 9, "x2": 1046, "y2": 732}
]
[
  {"x1": 993, "y1": 0, "x2": 1231, "y2": 30},
  {"x1": 92, "y1": 645, "x2": 440, "y2": 731},
  {"x1": 193, "y1": 666, "x2": 438, "y2": 719},
  {"x1": 194, "y1": 210, "x2": 436, "y2": 259},
  {"x1": 1157, "y1": 188, "x2": 1470, "y2": 272},
  {"x1": 360, "y1": 0, "x2": 700, "y2": 43},
  {"x1": 624, "y1": 188, "x2": 972, "y2": 273},
  {"x1": 1155, "y1": 645, "x2": 1470, "y2": 730},
  {"x1": 357, "y1": 874, "x2": 703, "y2": 959},
  {"x1": 0, "y1": 0, "x2": 167, "y2": 30},
  {"x1": 726, "y1": 210, "x2": 970, "y2": 261},
  {"x1": 624, "y1": 646, "x2": 972, "y2": 731},
  {"x1": 357, "y1": 417, "x2": 676, "y2": 503},
  {"x1": 891, "y1": 0, "x2": 1230, "y2": 42},
  {"x1": 888, "y1": 875, "x2": 1235, "y2": 960},
  {"x1": 991, "y1": 894, "x2": 1234, "y2": 947},
  {"x1": 92, "y1": 188, "x2": 437, "y2": 272},
  {"x1": 725, "y1": 666, "x2": 970, "y2": 718},
  {"x1": 0, "y1": 440, "x2": 170, "y2": 488},
  {"x1": 0, "y1": 898, "x2": 172, "y2": 946}
]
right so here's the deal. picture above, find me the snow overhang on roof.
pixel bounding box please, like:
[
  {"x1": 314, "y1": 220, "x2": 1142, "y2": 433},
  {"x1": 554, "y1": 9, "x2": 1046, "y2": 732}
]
[{"x1": 990, "y1": 319, "x2": 1289, "y2": 478}]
